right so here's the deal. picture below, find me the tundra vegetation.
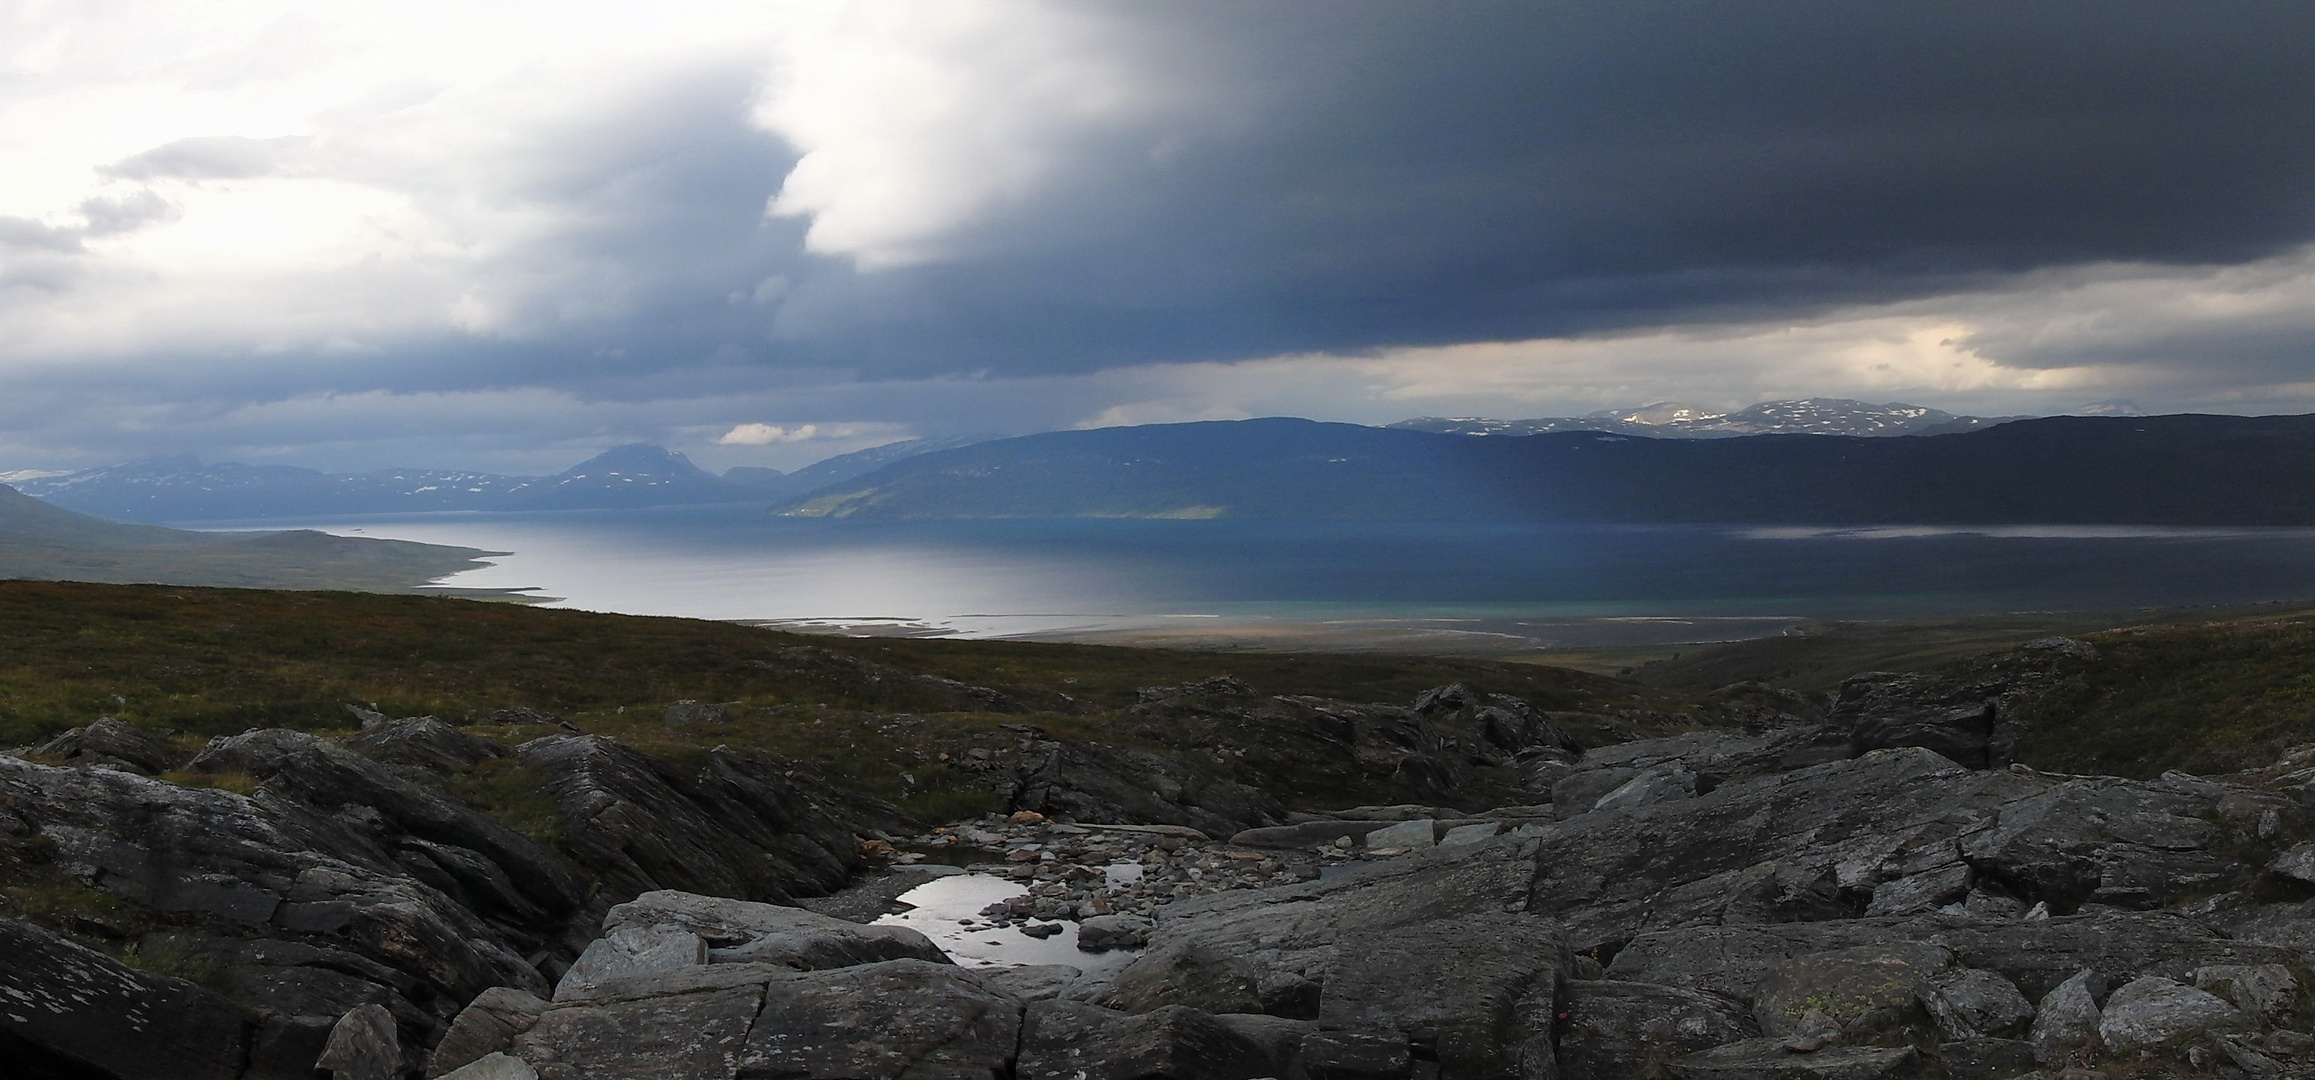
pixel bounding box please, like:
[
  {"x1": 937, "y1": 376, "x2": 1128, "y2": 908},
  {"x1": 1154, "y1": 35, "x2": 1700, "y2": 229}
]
[{"x1": 10, "y1": 580, "x2": 2315, "y2": 1079}]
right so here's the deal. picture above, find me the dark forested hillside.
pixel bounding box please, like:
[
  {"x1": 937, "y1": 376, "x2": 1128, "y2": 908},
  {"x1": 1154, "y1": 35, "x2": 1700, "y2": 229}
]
[{"x1": 778, "y1": 413, "x2": 2315, "y2": 524}]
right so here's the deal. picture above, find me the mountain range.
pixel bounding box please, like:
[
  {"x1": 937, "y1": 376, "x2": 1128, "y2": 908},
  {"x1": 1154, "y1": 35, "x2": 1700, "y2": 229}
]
[
  {"x1": 1392, "y1": 397, "x2": 2025, "y2": 438},
  {"x1": 776, "y1": 413, "x2": 2315, "y2": 525},
  {"x1": 6, "y1": 437, "x2": 982, "y2": 523}
]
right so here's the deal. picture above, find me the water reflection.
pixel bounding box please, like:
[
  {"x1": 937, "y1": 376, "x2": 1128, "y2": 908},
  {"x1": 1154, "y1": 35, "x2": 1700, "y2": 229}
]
[{"x1": 873, "y1": 873, "x2": 1140, "y2": 975}]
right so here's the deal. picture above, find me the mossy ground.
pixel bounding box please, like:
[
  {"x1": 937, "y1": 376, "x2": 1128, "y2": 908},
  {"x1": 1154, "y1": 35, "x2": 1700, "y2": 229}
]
[{"x1": 2012, "y1": 616, "x2": 2315, "y2": 777}]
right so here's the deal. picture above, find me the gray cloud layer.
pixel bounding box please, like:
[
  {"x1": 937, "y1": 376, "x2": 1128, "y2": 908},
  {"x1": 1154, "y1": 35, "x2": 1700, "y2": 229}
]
[{"x1": 4, "y1": 1, "x2": 2315, "y2": 470}]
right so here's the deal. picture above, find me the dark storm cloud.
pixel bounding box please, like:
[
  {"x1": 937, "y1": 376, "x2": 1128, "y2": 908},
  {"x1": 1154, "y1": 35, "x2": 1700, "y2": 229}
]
[{"x1": 754, "y1": 1, "x2": 2315, "y2": 375}]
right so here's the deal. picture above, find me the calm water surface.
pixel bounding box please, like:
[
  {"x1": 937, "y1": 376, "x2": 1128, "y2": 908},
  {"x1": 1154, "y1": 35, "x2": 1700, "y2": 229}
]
[{"x1": 199, "y1": 507, "x2": 2315, "y2": 649}]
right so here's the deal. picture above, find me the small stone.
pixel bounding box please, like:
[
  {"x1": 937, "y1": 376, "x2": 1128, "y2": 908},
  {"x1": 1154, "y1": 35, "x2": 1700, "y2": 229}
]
[
  {"x1": 2269, "y1": 842, "x2": 2315, "y2": 886},
  {"x1": 1363, "y1": 818, "x2": 1436, "y2": 850},
  {"x1": 2029, "y1": 969, "x2": 2101, "y2": 1065},
  {"x1": 436, "y1": 1053, "x2": 538, "y2": 1080}
]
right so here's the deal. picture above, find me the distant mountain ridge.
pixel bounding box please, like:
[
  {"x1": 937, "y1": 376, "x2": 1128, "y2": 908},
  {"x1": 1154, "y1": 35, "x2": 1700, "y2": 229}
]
[
  {"x1": 0, "y1": 483, "x2": 497, "y2": 591},
  {"x1": 775, "y1": 413, "x2": 2315, "y2": 525},
  {"x1": 1393, "y1": 398, "x2": 2023, "y2": 439},
  {"x1": 8, "y1": 437, "x2": 985, "y2": 523}
]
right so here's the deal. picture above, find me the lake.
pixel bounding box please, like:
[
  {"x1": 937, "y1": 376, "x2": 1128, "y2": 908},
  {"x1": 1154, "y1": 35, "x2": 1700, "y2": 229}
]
[{"x1": 203, "y1": 507, "x2": 2315, "y2": 651}]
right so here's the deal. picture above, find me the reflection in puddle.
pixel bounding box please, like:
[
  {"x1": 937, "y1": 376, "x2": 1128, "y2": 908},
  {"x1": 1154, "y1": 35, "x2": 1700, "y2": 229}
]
[{"x1": 873, "y1": 873, "x2": 1141, "y2": 976}]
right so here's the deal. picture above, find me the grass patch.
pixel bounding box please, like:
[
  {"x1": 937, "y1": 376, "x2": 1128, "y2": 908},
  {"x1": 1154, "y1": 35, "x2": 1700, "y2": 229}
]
[
  {"x1": 120, "y1": 933, "x2": 224, "y2": 990},
  {"x1": 2, "y1": 875, "x2": 152, "y2": 939},
  {"x1": 443, "y1": 757, "x2": 565, "y2": 849},
  {"x1": 0, "y1": 580, "x2": 1652, "y2": 749},
  {"x1": 2013, "y1": 617, "x2": 2315, "y2": 777}
]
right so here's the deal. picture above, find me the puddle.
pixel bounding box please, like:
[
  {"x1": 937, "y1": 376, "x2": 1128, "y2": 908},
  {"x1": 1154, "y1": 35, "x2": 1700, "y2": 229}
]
[{"x1": 873, "y1": 873, "x2": 1141, "y2": 976}]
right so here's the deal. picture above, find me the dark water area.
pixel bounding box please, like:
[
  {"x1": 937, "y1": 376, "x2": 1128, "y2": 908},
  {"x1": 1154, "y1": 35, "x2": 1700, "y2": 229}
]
[{"x1": 195, "y1": 507, "x2": 2315, "y2": 649}]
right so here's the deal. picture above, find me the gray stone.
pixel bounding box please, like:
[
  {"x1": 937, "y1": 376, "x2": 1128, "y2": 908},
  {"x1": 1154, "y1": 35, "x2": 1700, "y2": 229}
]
[
  {"x1": 317, "y1": 1003, "x2": 402, "y2": 1080},
  {"x1": 2096, "y1": 975, "x2": 2244, "y2": 1053},
  {"x1": 1300, "y1": 1030, "x2": 1411, "y2": 1080},
  {"x1": 661, "y1": 700, "x2": 727, "y2": 726},
  {"x1": 1211, "y1": 1013, "x2": 1315, "y2": 1071},
  {"x1": 1961, "y1": 890, "x2": 2024, "y2": 920},
  {"x1": 548, "y1": 962, "x2": 795, "y2": 1005},
  {"x1": 1230, "y1": 820, "x2": 1393, "y2": 849},
  {"x1": 1750, "y1": 943, "x2": 1949, "y2": 1040},
  {"x1": 345, "y1": 717, "x2": 507, "y2": 772},
  {"x1": 1553, "y1": 768, "x2": 1640, "y2": 816},
  {"x1": 34, "y1": 717, "x2": 187, "y2": 774},
  {"x1": 1834, "y1": 671, "x2": 2002, "y2": 769},
  {"x1": 1362, "y1": 818, "x2": 1435, "y2": 850},
  {"x1": 1016, "y1": 1001, "x2": 1279, "y2": 1080},
  {"x1": 2194, "y1": 963, "x2": 2299, "y2": 1022},
  {"x1": 1864, "y1": 863, "x2": 1971, "y2": 917},
  {"x1": 1603, "y1": 910, "x2": 2297, "y2": 1010},
  {"x1": 1920, "y1": 968, "x2": 2032, "y2": 1041},
  {"x1": 1102, "y1": 840, "x2": 1563, "y2": 1077},
  {"x1": 2268, "y1": 841, "x2": 2315, "y2": 886},
  {"x1": 517, "y1": 735, "x2": 900, "y2": 905},
  {"x1": 1592, "y1": 766, "x2": 1698, "y2": 814},
  {"x1": 971, "y1": 964, "x2": 1081, "y2": 1002},
  {"x1": 1439, "y1": 821, "x2": 1503, "y2": 846},
  {"x1": 1670, "y1": 1039, "x2": 1918, "y2": 1080},
  {"x1": 1077, "y1": 914, "x2": 1156, "y2": 952},
  {"x1": 2027, "y1": 970, "x2": 2100, "y2": 1065},
  {"x1": 1317, "y1": 915, "x2": 1564, "y2": 1079},
  {"x1": 428, "y1": 986, "x2": 548, "y2": 1078},
  {"x1": 438, "y1": 1054, "x2": 539, "y2": 1080},
  {"x1": 739, "y1": 960, "x2": 1022, "y2": 1080},
  {"x1": 555, "y1": 925, "x2": 706, "y2": 1000},
  {"x1": 514, "y1": 984, "x2": 761, "y2": 1080},
  {"x1": 1558, "y1": 979, "x2": 1755, "y2": 1080},
  {"x1": 602, "y1": 890, "x2": 948, "y2": 971}
]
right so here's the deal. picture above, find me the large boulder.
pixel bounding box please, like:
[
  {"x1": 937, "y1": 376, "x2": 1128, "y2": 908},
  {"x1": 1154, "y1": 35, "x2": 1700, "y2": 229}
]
[
  {"x1": 515, "y1": 735, "x2": 899, "y2": 905},
  {"x1": 2096, "y1": 975, "x2": 2245, "y2": 1053},
  {"x1": 1557, "y1": 979, "x2": 1754, "y2": 1080},
  {"x1": 429, "y1": 987, "x2": 549, "y2": 1078},
  {"x1": 2027, "y1": 969, "x2": 2101, "y2": 1066},
  {"x1": 1918, "y1": 968, "x2": 2033, "y2": 1041},
  {"x1": 1100, "y1": 839, "x2": 1565, "y2": 1079},
  {"x1": 190, "y1": 729, "x2": 586, "y2": 941},
  {"x1": 1606, "y1": 912, "x2": 2299, "y2": 1008},
  {"x1": 1016, "y1": 1001, "x2": 1281, "y2": 1080},
  {"x1": 0, "y1": 751, "x2": 549, "y2": 1011},
  {"x1": 740, "y1": 960, "x2": 1023, "y2": 1080},
  {"x1": 1527, "y1": 749, "x2": 2028, "y2": 951},
  {"x1": 1525, "y1": 748, "x2": 2261, "y2": 954},
  {"x1": 1833, "y1": 672, "x2": 2003, "y2": 769},
  {"x1": 598, "y1": 890, "x2": 949, "y2": 972},
  {"x1": 1011, "y1": 742, "x2": 1280, "y2": 838},
  {"x1": 345, "y1": 718, "x2": 509, "y2": 773},
  {"x1": 1749, "y1": 943, "x2": 1950, "y2": 1042},
  {"x1": 0, "y1": 917, "x2": 252, "y2": 1080},
  {"x1": 513, "y1": 983, "x2": 764, "y2": 1080},
  {"x1": 1669, "y1": 1040, "x2": 1918, "y2": 1080},
  {"x1": 33, "y1": 717, "x2": 187, "y2": 775}
]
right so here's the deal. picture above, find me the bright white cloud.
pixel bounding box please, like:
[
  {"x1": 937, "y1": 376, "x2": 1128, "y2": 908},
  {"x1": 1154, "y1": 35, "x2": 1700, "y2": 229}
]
[{"x1": 756, "y1": 0, "x2": 1161, "y2": 267}]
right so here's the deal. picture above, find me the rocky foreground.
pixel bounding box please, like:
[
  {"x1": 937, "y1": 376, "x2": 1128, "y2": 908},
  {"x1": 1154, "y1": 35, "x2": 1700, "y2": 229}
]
[{"x1": 9, "y1": 639, "x2": 2315, "y2": 1078}]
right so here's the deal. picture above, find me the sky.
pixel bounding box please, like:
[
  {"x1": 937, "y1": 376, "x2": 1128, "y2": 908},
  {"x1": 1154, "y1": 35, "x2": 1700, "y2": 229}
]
[{"x1": 4, "y1": 1, "x2": 2315, "y2": 475}]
